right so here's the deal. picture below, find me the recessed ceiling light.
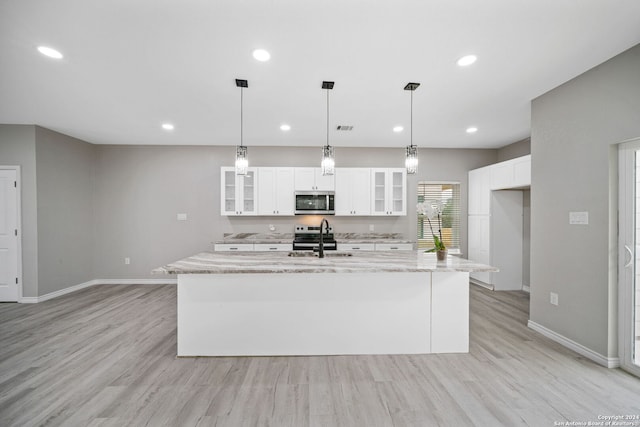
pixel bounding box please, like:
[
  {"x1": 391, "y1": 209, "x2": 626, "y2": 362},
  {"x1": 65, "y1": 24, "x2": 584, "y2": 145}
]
[
  {"x1": 457, "y1": 55, "x2": 477, "y2": 67},
  {"x1": 161, "y1": 123, "x2": 175, "y2": 131},
  {"x1": 252, "y1": 49, "x2": 271, "y2": 62},
  {"x1": 37, "y1": 46, "x2": 63, "y2": 59},
  {"x1": 466, "y1": 126, "x2": 478, "y2": 134},
  {"x1": 280, "y1": 124, "x2": 291, "y2": 131},
  {"x1": 393, "y1": 126, "x2": 404, "y2": 133}
]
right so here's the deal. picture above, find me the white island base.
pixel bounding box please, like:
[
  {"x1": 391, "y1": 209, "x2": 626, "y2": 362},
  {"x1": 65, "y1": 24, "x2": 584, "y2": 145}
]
[{"x1": 177, "y1": 271, "x2": 469, "y2": 356}]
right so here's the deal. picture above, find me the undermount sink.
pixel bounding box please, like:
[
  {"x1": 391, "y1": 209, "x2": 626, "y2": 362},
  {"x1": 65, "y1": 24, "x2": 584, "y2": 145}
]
[{"x1": 287, "y1": 251, "x2": 353, "y2": 258}]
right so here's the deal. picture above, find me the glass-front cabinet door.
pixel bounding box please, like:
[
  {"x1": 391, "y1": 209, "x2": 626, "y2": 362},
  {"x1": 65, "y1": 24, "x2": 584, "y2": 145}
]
[
  {"x1": 370, "y1": 168, "x2": 406, "y2": 216},
  {"x1": 220, "y1": 167, "x2": 258, "y2": 215},
  {"x1": 242, "y1": 170, "x2": 256, "y2": 213},
  {"x1": 391, "y1": 170, "x2": 406, "y2": 214}
]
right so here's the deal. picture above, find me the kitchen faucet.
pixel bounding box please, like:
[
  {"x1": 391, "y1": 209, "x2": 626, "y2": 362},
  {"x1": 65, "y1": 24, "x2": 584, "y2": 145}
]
[{"x1": 318, "y1": 218, "x2": 330, "y2": 258}]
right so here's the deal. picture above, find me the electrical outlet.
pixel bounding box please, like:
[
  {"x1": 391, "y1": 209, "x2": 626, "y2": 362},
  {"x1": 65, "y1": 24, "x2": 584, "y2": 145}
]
[
  {"x1": 550, "y1": 292, "x2": 558, "y2": 306},
  {"x1": 369, "y1": 224, "x2": 374, "y2": 232},
  {"x1": 125, "y1": 257, "x2": 130, "y2": 265}
]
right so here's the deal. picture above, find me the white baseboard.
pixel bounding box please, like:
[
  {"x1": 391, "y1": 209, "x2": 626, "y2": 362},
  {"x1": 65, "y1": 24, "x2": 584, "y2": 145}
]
[
  {"x1": 522, "y1": 285, "x2": 530, "y2": 293},
  {"x1": 469, "y1": 278, "x2": 494, "y2": 290},
  {"x1": 19, "y1": 278, "x2": 177, "y2": 303},
  {"x1": 527, "y1": 320, "x2": 620, "y2": 368},
  {"x1": 20, "y1": 279, "x2": 100, "y2": 303},
  {"x1": 94, "y1": 279, "x2": 177, "y2": 285}
]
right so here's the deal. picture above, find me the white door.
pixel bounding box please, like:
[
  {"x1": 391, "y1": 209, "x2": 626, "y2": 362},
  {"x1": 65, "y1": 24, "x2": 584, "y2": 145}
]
[
  {"x1": 618, "y1": 138, "x2": 640, "y2": 377},
  {"x1": 0, "y1": 168, "x2": 19, "y2": 302}
]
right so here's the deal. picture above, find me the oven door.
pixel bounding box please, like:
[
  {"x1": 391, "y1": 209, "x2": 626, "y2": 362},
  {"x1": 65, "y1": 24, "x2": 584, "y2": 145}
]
[{"x1": 294, "y1": 192, "x2": 335, "y2": 215}]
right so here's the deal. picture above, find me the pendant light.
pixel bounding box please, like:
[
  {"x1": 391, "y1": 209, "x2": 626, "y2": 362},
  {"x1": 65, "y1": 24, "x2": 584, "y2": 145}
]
[
  {"x1": 321, "y1": 81, "x2": 335, "y2": 176},
  {"x1": 235, "y1": 79, "x2": 249, "y2": 175},
  {"x1": 404, "y1": 82, "x2": 420, "y2": 174}
]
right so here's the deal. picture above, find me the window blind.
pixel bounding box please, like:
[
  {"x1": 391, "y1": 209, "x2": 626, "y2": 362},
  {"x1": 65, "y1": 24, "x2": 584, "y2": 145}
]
[{"x1": 417, "y1": 182, "x2": 461, "y2": 251}]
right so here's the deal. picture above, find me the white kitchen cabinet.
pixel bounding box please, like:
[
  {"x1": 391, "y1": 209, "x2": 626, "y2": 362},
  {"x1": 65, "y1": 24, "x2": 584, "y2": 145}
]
[
  {"x1": 375, "y1": 243, "x2": 413, "y2": 251},
  {"x1": 221, "y1": 167, "x2": 258, "y2": 216},
  {"x1": 468, "y1": 167, "x2": 491, "y2": 215},
  {"x1": 468, "y1": 156, "x2": 529, "y2": 290},
  {"x1": 371, "y1": 168, "x2": 406, "y2": 216},
  {"x1": 253, "y1": 243, "x2": 293, "y2": 252},
  {"x1": 257, "y1": 167, "x2": 295, "y2": 215},
  {"x1": 335, "y1": 168, "x2": 371, "y2": 215},
  {"x1": 512, "y1": 155, "x2": 531, "y2": 187},
  {"x1": 489, "y1": 154, "x2": 531, "y2": 190},
  {"x1": 214, "y1": 243, "x2": 254, "y2": 251},
  {"x1": 468, "y1": 215, "x2": 491, "y2": 284},
  {"x1": 338, "y1": 243, "x2": 375, "y2": 251},
  {"x1": 294, "y1": 168, "x2": 335, "y2": 191}
]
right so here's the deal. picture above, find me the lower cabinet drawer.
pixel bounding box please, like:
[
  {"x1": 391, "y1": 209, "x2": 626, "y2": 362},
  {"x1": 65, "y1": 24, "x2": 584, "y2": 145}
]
[
  {"x1": 253, "y1": 243, "x2": 293, "y2": 252},
  {"x1": 338, "y1": 243, "x2": 375, "y2": 251},
  {"x1": 375, "y1": 243, "x2": 414, "y2": 251},
  {"x1": 214, "y1": 244, "x2": 254, "y2": 251}
]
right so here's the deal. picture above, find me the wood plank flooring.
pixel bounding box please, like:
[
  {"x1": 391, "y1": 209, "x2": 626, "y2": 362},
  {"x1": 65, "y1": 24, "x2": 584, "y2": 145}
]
[{"x1": 1, "y1": 284, "x2": 639, "y2": 426}]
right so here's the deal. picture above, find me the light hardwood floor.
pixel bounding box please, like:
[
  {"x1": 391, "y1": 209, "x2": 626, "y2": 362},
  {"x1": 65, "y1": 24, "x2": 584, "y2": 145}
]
[{"x1": 1, "y1": 284, "x2": 639, "y2": 426}]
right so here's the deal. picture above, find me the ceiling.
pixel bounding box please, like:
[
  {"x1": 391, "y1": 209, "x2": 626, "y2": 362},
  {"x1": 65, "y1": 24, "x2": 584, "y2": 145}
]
[{"x1": 1, "y1": 1, "x2": 639, "y2": 149}]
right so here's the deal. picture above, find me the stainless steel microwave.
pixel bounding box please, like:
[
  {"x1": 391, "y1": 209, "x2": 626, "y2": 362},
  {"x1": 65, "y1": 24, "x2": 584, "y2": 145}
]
[{"x1": 294, "y1": 192, "x2": 335, "y2": 215}]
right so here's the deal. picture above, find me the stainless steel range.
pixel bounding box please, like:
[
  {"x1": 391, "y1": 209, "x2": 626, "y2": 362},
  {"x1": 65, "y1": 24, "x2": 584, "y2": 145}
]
[{"x1": 292, "y1": 224, "x2": 337, "y2": 251}]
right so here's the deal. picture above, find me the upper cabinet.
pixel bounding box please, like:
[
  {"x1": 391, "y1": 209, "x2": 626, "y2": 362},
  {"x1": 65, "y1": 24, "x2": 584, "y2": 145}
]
[
  {"x1": 489, "y1": 154, "x2": 531, "y2": 190},
  {"x1": 335, "y1": 168, "x2": 371, "y2": 216},
  {"x1": 294, "y1": 168, "x2": 335, "y2": 191},
  {"x1": 469, "y1": 155, "x2": 531, "y2": 215},
  {"x1": 257, "y1": 167, "x2": 294, "y2": 216},
  {"x1": 220, "y1": 166, "x2": 410, "y2": 217},
  {"x1": 370, "y1": 168, "x2": 406, "y2": 216},
  {"x1": 512, "y1": 155, "x2": 531, "y2": 188},
  {"x1": 221, "y1": 167, "x2": 258, "y2": 216}
]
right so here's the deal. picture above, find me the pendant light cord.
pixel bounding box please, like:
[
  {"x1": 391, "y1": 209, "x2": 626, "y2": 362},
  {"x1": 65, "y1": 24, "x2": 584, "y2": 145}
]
[
  {"x1": 240, "y1": 87, "x2": 244, "y2": 148},
  {"x1": 326, "y1": 88, "x2": 329, "y2": 148},
  {"x1": 410, "y1": 89, "x2": 413, "y2": 149}
]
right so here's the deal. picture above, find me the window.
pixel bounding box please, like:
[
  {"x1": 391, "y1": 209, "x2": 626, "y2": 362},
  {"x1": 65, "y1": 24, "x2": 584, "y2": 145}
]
[{"x1": 417, "y1": 182, "x2": 461, "y2": 253}]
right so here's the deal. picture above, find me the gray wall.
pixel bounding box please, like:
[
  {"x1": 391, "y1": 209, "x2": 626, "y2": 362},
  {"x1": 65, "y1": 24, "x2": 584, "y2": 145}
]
[
  {"x1": 35, "y1": 126, "x2": 96, "y2": 295},
  {"x1": 0, "y1": 124, "x2": 38, "y2": 297},
  {"x1": 530, "y1": 43, "x2": 640, "y2": 358},
  {"x1": 93, "y1": 145, "x2": 497, "y2": 279},
  {"x1": 523, "y1": 190, "x2": 530, "y2": 288},
  {"x1": 497, "y1": 138, "x2": 531, "y2": 162}
]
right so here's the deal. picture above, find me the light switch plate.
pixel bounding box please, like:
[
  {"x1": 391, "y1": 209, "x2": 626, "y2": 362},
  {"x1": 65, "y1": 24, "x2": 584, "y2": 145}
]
[
  {"x1": 569, "y1": 211, "x2": 588, "y2": 225},
  {"x1": 369, "y1": 224, "x2": 374, "y2": 231},
  {"x1": 177, "y1": 213, "x2": 187, "y2": 221}
]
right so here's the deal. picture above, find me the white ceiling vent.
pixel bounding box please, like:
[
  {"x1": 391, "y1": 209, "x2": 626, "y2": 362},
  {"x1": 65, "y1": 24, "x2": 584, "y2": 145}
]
[{"x1": 336, "y1": 125, "x2": 353, "y2": 131}]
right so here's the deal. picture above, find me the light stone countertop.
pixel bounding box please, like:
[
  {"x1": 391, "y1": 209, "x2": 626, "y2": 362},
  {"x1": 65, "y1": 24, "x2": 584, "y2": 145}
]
[
  {"x1": 153, "y1": 250, "x2": 497, "y2": 275},
  {"x1": 215, "y1": 232, "x2": 413, "y2": 245}
]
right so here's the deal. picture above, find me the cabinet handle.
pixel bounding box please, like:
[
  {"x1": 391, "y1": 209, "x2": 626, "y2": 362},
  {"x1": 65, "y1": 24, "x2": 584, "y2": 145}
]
[
  {"x1": 625, "y1": 245, "x2": 633, "y2": 268},
  {"x1": 353, "y1": 247, "x2": 360, "y2": 250},
  {"x1": 390, "y1": 247, "x2": 398, "y2": 250},
  {"x1": 269, "y1": 247, "x2": 277, "y2": 250},
  {"x1": 230, "y1": 247, "x2": 238, "y2": 250}
]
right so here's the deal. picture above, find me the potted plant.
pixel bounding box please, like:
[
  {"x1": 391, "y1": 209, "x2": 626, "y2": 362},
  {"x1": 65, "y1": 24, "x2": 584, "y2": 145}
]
[{"x1": 417, "y1": 200, "x2": 447, "y2": 261}]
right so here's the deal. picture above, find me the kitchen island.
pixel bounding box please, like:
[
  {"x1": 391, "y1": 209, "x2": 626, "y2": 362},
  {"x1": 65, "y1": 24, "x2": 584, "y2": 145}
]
[{"x1": 154, "y1": 251, "x2": 496, "y2": 357}]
